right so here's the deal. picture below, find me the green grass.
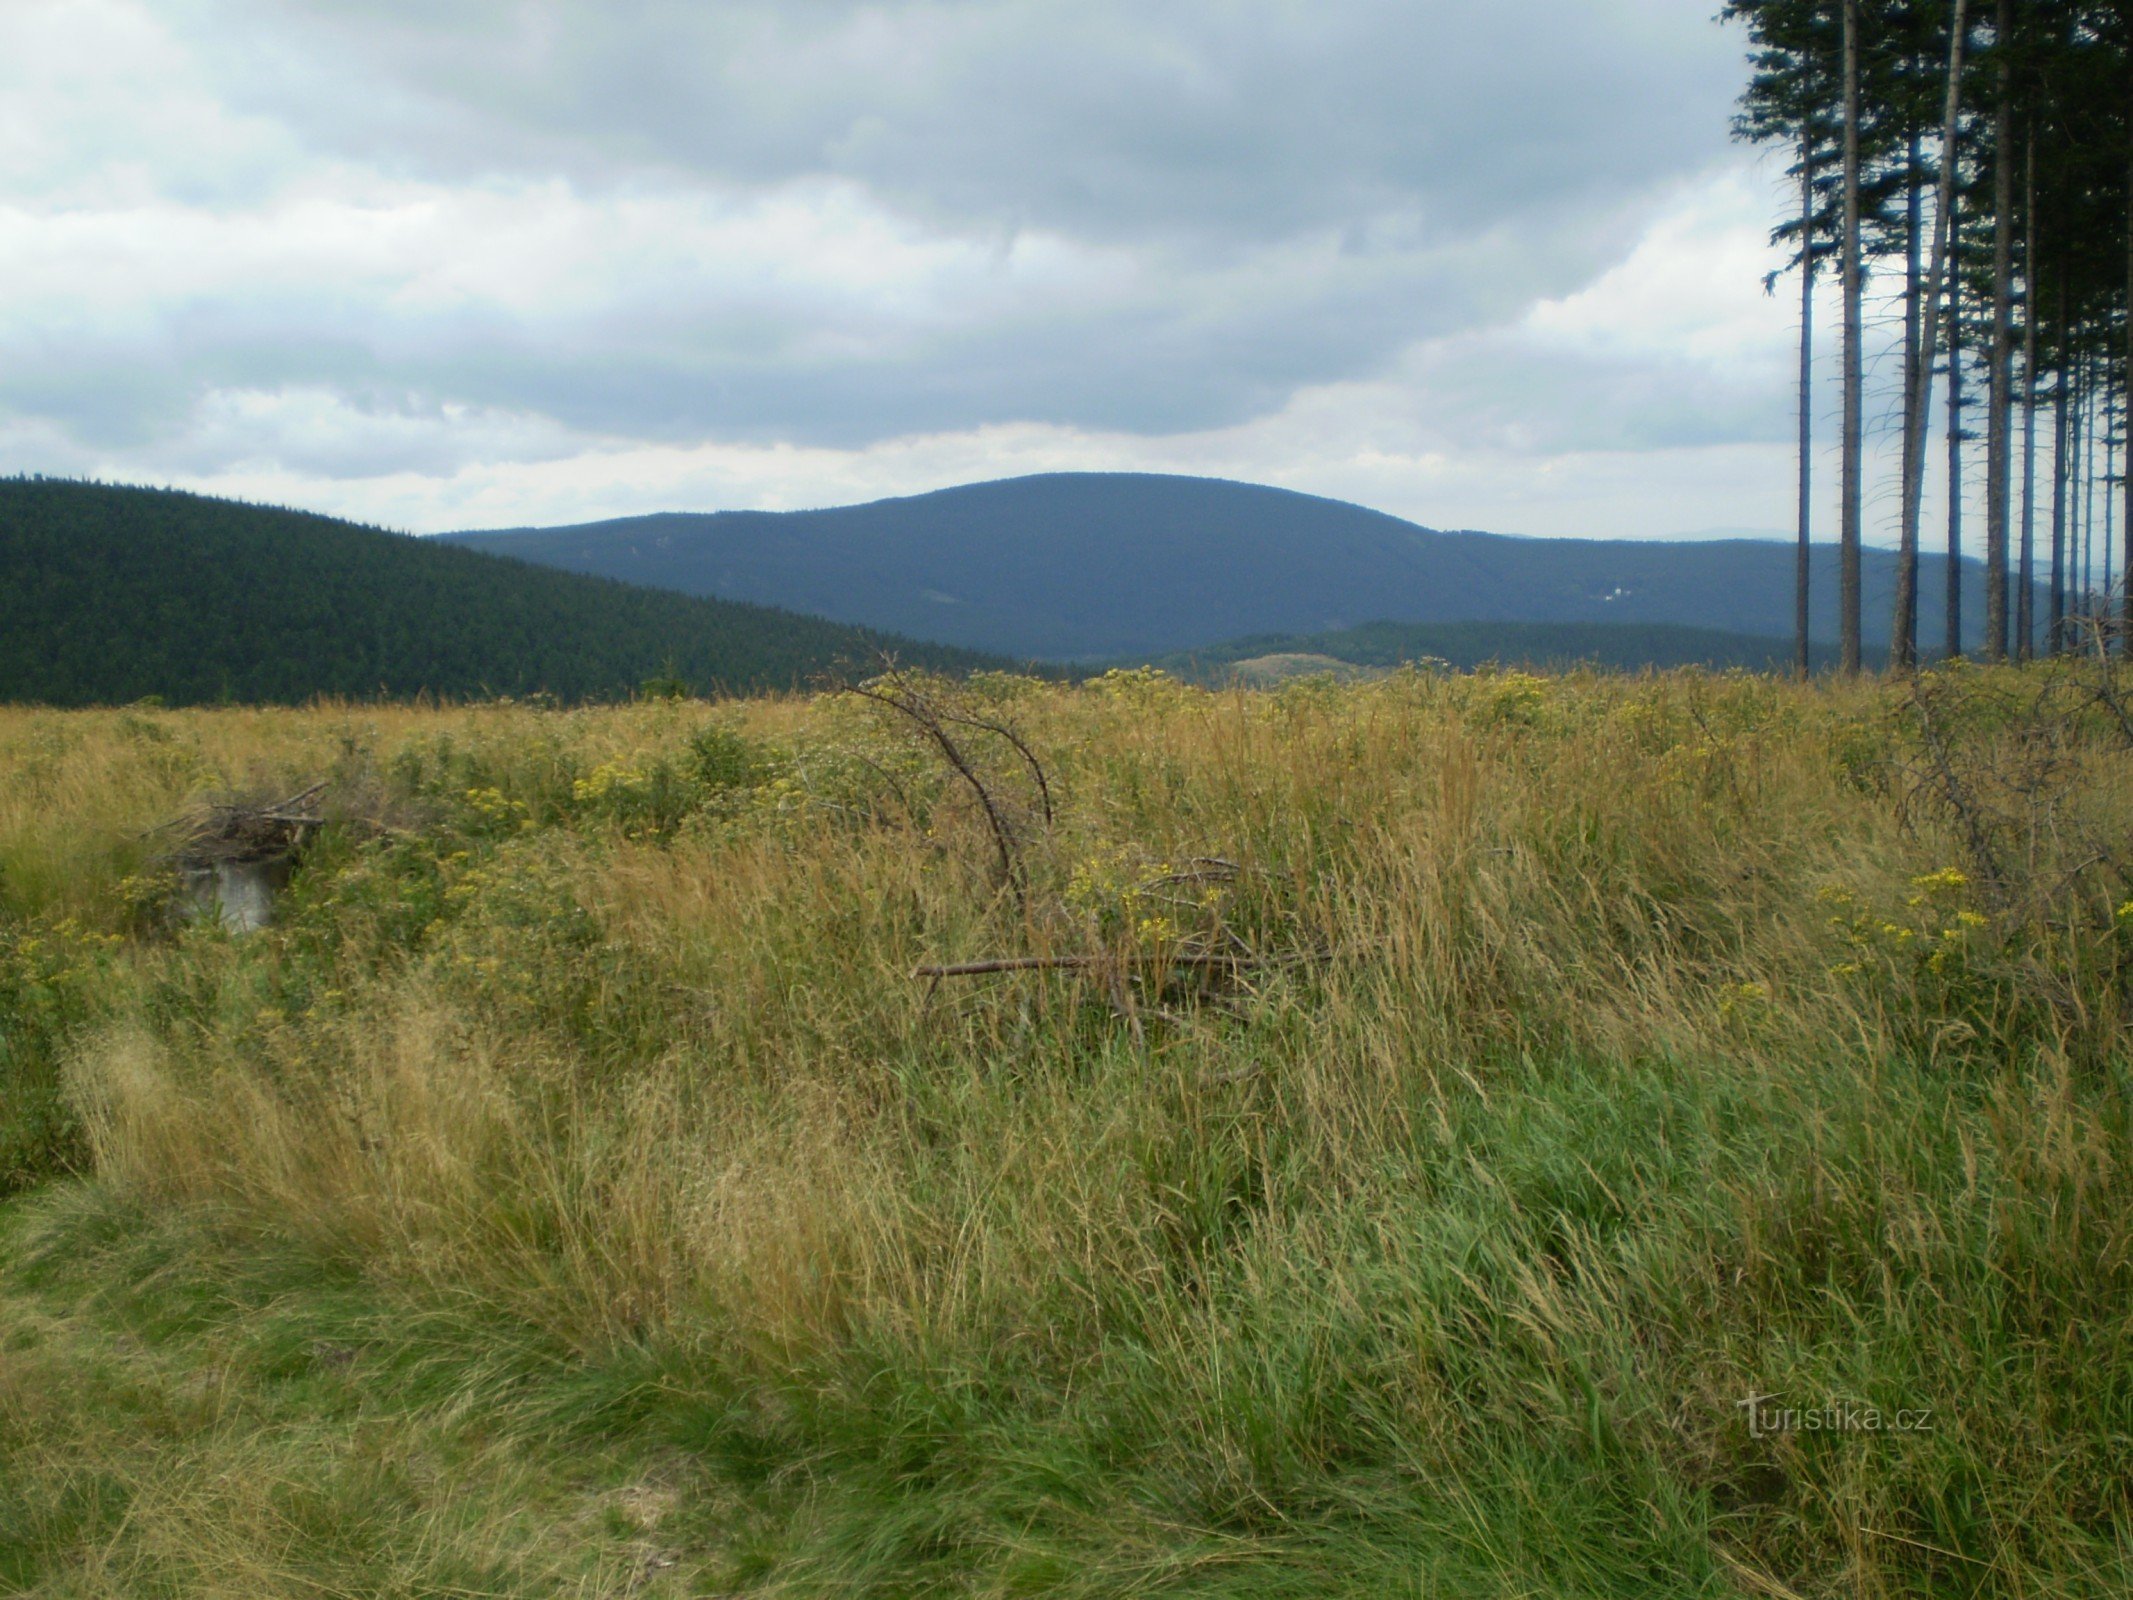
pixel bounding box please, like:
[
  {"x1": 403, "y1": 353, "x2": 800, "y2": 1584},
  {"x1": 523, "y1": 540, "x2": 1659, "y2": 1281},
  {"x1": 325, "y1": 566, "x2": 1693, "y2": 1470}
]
[
  {"x1": 3, "y1": 662, "x2": 2131, "y2": 1595},
  {"x1": 0, "y1": 1188, "x2": 769, "y2": 1596}
]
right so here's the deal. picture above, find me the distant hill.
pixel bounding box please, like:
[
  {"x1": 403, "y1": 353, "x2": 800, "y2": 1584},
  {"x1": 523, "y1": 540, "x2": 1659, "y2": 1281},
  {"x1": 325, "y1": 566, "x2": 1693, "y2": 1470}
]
[
  {"x1": 1159, "y1": 619, "x2": 1840, "y2": 681},
  {"x1": 445, "y1": 472, "x2": 2040, "y2": 661},
  {"x1": 0, "y1": 479, "x2": 1010, "y2": 707}
]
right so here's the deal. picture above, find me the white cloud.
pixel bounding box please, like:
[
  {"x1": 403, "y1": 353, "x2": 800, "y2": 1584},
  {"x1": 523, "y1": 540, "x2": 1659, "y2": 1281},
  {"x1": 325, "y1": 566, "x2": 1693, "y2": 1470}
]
[
  {"x1": 0, "y1": 0, "x2": 301, "y2": 207},
  {"x1": 1521, "y1": 166, "x2": 1790, "y2": 374}
]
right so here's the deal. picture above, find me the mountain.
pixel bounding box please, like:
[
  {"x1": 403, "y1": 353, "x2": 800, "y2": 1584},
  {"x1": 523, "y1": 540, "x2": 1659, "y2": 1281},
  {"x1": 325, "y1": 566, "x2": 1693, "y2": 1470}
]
[
  {"x1": 1157, "y1": 619, "x2": 1841, "y2": 680},
  {"x1": 0, "y1": 478, "x2": 1011, "y2": 707},
  {"x1": 444, "y1": 472, "x2": 2040, "y2": 661}
]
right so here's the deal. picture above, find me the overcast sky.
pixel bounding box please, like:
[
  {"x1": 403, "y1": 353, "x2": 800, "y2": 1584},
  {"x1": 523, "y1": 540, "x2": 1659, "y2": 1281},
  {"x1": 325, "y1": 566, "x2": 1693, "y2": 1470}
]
[{"x1": 4, "y1": 0, "x2": 1909, "y2": 539}]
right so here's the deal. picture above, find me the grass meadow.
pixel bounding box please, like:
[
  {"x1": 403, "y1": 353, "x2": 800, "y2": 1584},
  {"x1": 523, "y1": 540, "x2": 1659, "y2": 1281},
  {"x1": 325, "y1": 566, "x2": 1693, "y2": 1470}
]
[{"x1": 3, "y1": 662, "x2": 2131, "y2": 1596}]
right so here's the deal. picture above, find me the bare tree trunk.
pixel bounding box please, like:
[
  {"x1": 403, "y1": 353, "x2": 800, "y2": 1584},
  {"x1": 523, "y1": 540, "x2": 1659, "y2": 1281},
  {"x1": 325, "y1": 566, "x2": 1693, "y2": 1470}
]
[
  {"x1": 2091, "y1": 365, "x2": 2103, "y2": 609},
  {"x1": 2110, "y1": 379, "x2": 2122, "y2": 634},
  {"x1": 2108, "y1": 384, "x2": 2121, "y2": 628},
  {"x1": 2082, "y1": 360, "x2": 2096, "y2": 609},
  {"x1": 2124, "y1": 147, "x2": 2133, "y2": 650},
  {"x1": 2076, "y1": 357, "x2": 2090, "y2": 613},
  {"x1": 1797, "y1": 136, "x2": 1816, "y2": 679},
  {"x1": 2051, "y1": 279, "x2": 2068, "y2": 653},
  {"x1": 1894, "y1": 123, "x2": 1925, "y2": 670},
  {"x1": 1841, "y1": 0, "x2": 1865, "y2": 675},
  {"x1": 2018, "y1": 133, "x2": 2037, "y2": 659},
  {"x1": 1983, "y1": 0, "x2": 2014, "y2": 661},
  {"x1": 1899, "y1": 0, "x2": 1971, "y2": 666},
  {"x1": 1949, "y1": 277, "x2": 1966, "y2": 655}
]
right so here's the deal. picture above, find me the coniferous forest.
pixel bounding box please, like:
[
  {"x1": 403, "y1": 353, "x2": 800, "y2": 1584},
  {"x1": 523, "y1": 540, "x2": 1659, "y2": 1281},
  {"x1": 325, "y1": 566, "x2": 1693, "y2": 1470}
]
[
  {"x1": 1725, "y1": 0, "x2": 2130, "y2": 672},
  {"x1": 0, "y1": 478, "x2": 1010, "y2": 705}
]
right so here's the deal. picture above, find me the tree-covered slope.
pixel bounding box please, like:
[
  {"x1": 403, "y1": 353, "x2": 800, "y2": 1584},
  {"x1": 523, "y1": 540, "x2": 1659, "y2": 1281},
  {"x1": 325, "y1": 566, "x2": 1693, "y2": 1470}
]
[
  {"x1": 0, "y1": 478, "x2": 1009, "y2": 706},
  {"x1": 447, "y1": 471, "x2": 2038, "y2": 660}
]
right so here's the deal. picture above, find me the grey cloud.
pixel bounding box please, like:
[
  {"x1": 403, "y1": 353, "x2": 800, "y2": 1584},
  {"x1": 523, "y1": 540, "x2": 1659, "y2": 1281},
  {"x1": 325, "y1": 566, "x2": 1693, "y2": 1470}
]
[
  {"x1": 6, "y1": 1, "x2": 1779, "y2": 490},
  {"x1": 179, "y1": 0, "x2": 1742, "y2": 248},
  {"x1": 4, "y1": 167, "x2": 1666, "y2": 468}
]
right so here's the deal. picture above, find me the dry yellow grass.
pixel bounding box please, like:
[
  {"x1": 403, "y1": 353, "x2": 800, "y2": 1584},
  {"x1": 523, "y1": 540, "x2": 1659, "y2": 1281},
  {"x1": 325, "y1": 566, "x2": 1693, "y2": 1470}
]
[{"x1": 4, "y1": 663, "x2": 2131, "y2": 1595}]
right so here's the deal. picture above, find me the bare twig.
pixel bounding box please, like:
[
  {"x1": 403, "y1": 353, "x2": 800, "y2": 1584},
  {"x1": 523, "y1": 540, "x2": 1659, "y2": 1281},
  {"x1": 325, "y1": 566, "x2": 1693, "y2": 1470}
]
[
  {"x1": 842, "y1": 749, "x2": 918, "y2": 820},
  {"x1": 912, "y1": 951, "x2": 1269, "y2": 980},
  {"x1": 940, "y1": 708, "x2": 1054, "y2": 826},
  {"x1": 266, "y1": 781, "x2": 328, "y2": 813},
  {"x1": 839, "y1": 663, "x2": 1053, "y2": 916},
  {"x1": 1146, "y1": 857, "x2": 1241, "y2": 889},
  {"x1": 848, "y1": 680, "x2": 1022, "y2": 903}
]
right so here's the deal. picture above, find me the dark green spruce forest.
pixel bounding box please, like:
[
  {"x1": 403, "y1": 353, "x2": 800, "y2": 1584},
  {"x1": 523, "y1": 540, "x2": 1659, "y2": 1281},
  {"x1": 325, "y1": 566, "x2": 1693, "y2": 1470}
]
[{"x1": 0, "y1": 478, "x2": 1010, "y2": 706}]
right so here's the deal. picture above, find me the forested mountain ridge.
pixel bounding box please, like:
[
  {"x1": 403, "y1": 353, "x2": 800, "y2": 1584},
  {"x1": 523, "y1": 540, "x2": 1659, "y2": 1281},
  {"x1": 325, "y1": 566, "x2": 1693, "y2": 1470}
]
[
  {"x1": 446, "y1": 471, "x2": 2038, "y2": 660},
  {"x1": 0, "y1": 478, "x2": 1010, "y2": 706}
]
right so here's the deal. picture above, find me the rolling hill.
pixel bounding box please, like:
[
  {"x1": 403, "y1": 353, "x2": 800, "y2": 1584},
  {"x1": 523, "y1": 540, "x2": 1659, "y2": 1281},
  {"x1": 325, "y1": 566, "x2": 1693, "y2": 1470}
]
[
  {"x1": 445, "y1": 471, "x2": 2039, "y2": 661},
  {"x1": 0, "y1": 478, "x2": 1011, "y2": 707}
]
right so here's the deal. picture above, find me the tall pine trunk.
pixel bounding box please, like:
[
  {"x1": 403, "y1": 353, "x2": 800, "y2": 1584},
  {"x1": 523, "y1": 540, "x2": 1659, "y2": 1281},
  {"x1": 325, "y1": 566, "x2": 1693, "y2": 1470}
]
[
  {"x1": 2091, "y1": 366, "x2": 2103, "y2": 609},
  {"x1": 1949, "y1": 274, "x2": 1966, "y2": 655},
  {"x1": 2075, "y1": 358, "x2": 2089, "y2": 614},
  {"x1": 2109, "y1": 382, "x2": 2121, "y2": 632},
  {"x1": 1797, "y1": 136, "x2": 1816, "y2": 679},
  {"x1": 1894, "y1": 124, "x2": 1925, "y2": 669},
  {"x1": 1983, "y1": 0, "x2": 2014, "y2": 661},
  {"x1": 2018, "y1": 133, "x2": 2036, "y2": 659},
  {"x1": 2082, "y1": 362, "x2": 2095, "y2": 610},
  {"x1": 1840, "y1": 0, "x2": 1865, "y2": 675},
  {"x1": 2124, "y1": 143, "x2": 2133, "y2": 650},
  {"x1": 1898, "y1": 0, "x2": 1971, "y2": 667},
  {"x1": 2110, "y1": 378, "x2": 2123, "y2": 636},
  {"x1": 2051, "y1": 279, "x2": 2068, "y2": 654}
]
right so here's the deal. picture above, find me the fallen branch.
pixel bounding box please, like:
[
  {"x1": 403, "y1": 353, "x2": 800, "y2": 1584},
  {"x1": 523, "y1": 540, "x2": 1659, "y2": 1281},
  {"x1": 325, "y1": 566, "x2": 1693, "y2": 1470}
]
[
  {"x1": 265, "y1": 781, "x2": 328, "y2": 814},
  {"x1": 913, "y1": 955, "x2": 1096, "y2": 977},
  {"x1": 912, "y1": 949, "x2": 1317, "y2": 979},
  {"x1": 146, "y1": 780, "x2": 329, "y2": 840}
]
